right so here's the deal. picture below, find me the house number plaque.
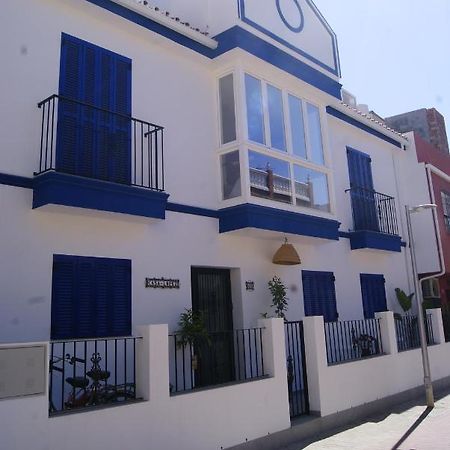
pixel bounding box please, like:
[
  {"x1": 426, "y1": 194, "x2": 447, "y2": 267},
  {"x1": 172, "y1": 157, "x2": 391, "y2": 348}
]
[{"x1": 145, "y1": 278, "x2": 180, "y2": 289}]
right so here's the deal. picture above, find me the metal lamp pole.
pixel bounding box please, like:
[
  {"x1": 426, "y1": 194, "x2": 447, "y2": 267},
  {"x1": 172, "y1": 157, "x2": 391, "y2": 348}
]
[{"x1": 405, "y1": 204, "x2": 437, "y2": 408}]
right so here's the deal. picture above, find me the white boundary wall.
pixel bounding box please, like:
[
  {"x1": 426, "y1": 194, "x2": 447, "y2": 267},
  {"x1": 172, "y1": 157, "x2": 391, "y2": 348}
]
[
  {"x1": 0, "y1": 319, "x2": 290, "y2": 450},
  {"x1": 304, "y1": 309, "x2": 450, "y2": 417}
]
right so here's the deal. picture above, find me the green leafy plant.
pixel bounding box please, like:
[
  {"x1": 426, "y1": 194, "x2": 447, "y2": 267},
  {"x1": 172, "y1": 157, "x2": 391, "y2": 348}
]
[
  {"x1": 268, "y1": 276, "x2": 289, "y2": 319},
  {"x1": 177, "y1": 308, "x2": 210, "y2": 347},
  {"x1": 395, "y1": 288, "x2": 414, "y2": 315}
]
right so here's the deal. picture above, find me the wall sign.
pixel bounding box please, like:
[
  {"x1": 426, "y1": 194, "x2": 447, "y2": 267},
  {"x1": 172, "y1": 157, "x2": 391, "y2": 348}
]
[
  {"x1": 145, "y1": 278, "x2": 180, "y2": 289},
  {"x1": 245, "y1": 281, "x2": 255, "y2": 291}
]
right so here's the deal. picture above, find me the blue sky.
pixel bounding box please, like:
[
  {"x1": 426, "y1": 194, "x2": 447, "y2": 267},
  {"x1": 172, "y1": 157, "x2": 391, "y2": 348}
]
[{"x1": 313, "y1": 0, "x2": 450, "y2": 131}]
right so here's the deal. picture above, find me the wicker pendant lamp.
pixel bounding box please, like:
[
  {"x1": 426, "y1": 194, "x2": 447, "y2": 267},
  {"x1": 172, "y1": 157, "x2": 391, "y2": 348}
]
[{"x1": 272, "y1": 238, "x2": 301, "y2": 265}]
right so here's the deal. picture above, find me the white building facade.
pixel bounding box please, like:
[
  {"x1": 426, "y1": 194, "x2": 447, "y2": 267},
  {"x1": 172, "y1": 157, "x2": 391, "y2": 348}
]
[{"x1": 0, "y1": 1, "x2": 447, "y2": 449}]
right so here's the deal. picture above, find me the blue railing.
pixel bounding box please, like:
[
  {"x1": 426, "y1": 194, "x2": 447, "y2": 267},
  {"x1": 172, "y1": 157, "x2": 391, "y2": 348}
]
[{"x1": 395, "y1": 314, "x2": 435, "y2": 352}]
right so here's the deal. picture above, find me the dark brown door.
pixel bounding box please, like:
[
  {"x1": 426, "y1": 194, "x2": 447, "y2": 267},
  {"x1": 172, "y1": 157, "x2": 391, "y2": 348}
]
[{"x1": 191, "y1": 268, "x2": 234, "y2": 387}]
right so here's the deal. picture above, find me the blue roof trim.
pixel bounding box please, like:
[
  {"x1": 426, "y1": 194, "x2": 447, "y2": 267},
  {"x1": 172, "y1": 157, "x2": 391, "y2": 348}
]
[
  {"x1": 326, "y1": 106, "x2": 403, "y2": 148},
  {"x1": 218, "y1": 203, "x2": 341, "y2": 240},
  {"x1": 238, "y1": 0, "x2": 340, "y2": 76},
  {"x1": 348, "y1": 230, "x2": 402, "y2": 252},
  {"x1": 83, "y1": 1, "x2": 342, "y2": 99},
  {"x1": 214, "y1": 27, "x2": 342, "y2": 98},
  {"x1": 0, "y1": 173, "x2": 33, "y2": 189}
]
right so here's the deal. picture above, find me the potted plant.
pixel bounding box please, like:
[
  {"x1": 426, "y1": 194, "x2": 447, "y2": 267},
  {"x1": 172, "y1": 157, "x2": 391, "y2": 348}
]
[
  {"x1": 395, "y1": 288, "x2": 414, "y2": 319},
  {"x1": 176, "y1": 308, "x2": 210, "y2": 370},
  {"x1": 267, "y1": 276, "x2": 289, "y2": 320}
]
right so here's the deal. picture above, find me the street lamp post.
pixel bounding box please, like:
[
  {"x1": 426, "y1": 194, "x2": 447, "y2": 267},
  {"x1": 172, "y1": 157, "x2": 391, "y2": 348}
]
[{"x1": 405, "y1": 204, "x2": 437, "y2": 408}]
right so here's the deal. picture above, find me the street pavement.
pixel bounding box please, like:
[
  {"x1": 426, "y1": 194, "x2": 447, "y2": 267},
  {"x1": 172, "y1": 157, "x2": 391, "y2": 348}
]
[{"x1": 283, "y1": 391, "x2": 450, "y2": 450}]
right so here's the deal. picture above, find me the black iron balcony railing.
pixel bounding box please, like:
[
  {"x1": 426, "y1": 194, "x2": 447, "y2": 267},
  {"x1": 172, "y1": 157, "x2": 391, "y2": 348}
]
[
  {"x1": 394, "y1": 314, "x2": 435, "y2": 352},
  {"x1": 169, "y1": 328, "x2": 266, "y2": 394},
  {"x1": 346, "y1": 186, "x2": 398, "y2": 235},
  {"x1": 37, "y1": 94, "x2": 164, "y2": 191},
  {"x1": 324, "y1": 318, "x2": 384, "y2": 365},
  {"x1": 49, "y1": 336, "x2": 140, "y2": 415}
]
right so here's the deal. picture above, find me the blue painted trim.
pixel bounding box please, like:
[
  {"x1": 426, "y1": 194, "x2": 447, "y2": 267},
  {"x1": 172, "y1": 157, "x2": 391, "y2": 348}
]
[
  {"x1": 239, "y1": 0, "x2": 340, "y2": 76},
  {"x1": 219, "y1": 203, "x2": 341, "y2": 240},
  {"x1": 0, "y1": 173, "x2": 33, "y2": 189},
  {"x1": 214, "y1": 27, "x2": 342, "y2": 99},
  {"x1": 348, "y1": 230, "x2": 402, "y2": 252},
  {"x1": 166, "y1": 202, "x2": 218, "y2": 218},
  {"x1": 338, "y1": 231, "x2": 351, "y2": 239},
  {"x1": 33, "y1": 172, "x2": 169, "y2": 219},
  {"x1": 401, "y1": 241, "x2": 407, "y2": 248},
  {"x1": 275, "y1": 0, "x2": 304, "y2": 33},
  {"x1": 326, "y1": 106, "x2": 403, "y2": 149},
  {"x1": 84, "y1": 1, "x2": 342, "y2": 99}
]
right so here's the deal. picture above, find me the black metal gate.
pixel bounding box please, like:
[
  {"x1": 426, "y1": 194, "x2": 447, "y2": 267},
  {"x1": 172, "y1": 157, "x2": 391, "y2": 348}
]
[{"x1": 284, "y1": 321, "x2": 309, "y2": 418}]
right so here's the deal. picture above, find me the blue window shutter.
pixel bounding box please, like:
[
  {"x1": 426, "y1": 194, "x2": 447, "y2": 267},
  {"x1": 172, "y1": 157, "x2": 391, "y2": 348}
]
[
  {"x1": 57, "y1": 34, "x2": 131, "y2": 184},
  {"x1": 360, "y1": 274, "x2": 387, "y2": 319},
  {"x1": 302, "y1": 271, "x2": 338, "y2": 322},
  {"x1": 347, "y1": 147, "x2": 378, "y2": 231},
  {"x1": 51, "y1": 255, "x2": 131, "y2": 340},
  {"x1": 51, "y1": 256, "x2": 76, "y2": 340}
]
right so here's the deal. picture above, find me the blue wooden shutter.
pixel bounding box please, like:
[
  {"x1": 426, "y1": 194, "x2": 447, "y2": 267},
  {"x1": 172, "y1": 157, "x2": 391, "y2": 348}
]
[
  {"x1": 360, "y1": 274, "x2": 387, "y2": 319},
  {"x1": 302, "y1": 271, "x2": 338, "y2": 322},
  {"x1": 57, "y1": 34, "x2": 131, "y2": 184},
  {"x1": 51, "y1": 255, "x2": 131, "y2": 340},
  {"x1": 51, "y1": 256, "x2": 76, "y2": 340},
  {"x1": 346, "y1": 147, "x2": 379, "y2": 231}
]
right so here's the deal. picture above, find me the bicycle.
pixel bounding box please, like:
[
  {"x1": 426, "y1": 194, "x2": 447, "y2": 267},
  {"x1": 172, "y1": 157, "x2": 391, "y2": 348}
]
[{"x1": 49, "y1": 352, "x2": 135, "y2": 412}]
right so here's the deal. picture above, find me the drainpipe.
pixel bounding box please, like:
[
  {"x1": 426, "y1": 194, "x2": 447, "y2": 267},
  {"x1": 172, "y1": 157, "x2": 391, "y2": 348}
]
[{"x1": 421, "y1": 164, "x2": 446, "y2": 285}]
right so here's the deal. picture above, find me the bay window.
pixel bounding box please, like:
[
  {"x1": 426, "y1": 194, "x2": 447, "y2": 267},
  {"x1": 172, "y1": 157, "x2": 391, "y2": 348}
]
[{"x1": 219, "y1": 71, "x2": 331, "y2": 213}]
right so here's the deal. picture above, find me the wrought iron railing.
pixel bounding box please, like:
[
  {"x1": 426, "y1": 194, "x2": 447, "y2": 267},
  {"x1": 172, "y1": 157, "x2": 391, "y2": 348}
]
[
  {"x1": 37, "y1": 94, "x2": 164, "y2": 191},
  {"x1": 324, "y1": 318, "x2": 383, "y2": 365},
  {"x1": 49, "y1": 336, "x2": 140, "y2": 415},
  {"x1": 169, "y1": 328, "x2": 266, "y2": 394},
  {"x1": 346, "y1": 186, "x2": 398, "y2": 235},
  {"x1": 395, "y1": 314, "x2": 435, "y2": 352}
]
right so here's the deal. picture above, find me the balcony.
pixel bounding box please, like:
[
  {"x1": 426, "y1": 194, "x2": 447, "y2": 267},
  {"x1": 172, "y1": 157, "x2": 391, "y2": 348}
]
[
  {"x1": 33, "y1": 95, "x2": 169, "y2": 219},
  {"x1": 346, "y1": 186, "x2": 401, "y2": 252}
]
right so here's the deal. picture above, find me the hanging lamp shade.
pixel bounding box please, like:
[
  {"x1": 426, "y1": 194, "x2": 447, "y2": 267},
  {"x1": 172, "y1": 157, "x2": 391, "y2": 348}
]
[{"x1": 272, "y1": 238, "x2": 301, "y2": 265}]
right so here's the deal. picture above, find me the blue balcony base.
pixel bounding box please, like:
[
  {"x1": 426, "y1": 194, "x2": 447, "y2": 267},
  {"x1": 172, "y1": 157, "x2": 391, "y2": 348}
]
[
  {"x1": 349, "y1": 230, "x2": 402, "y2": 252},
  {"x1": 33, "y1": 171, "x2": 169, "y2": 219},
  {"x1": 218, "y1": 204, "x2": 340, "y2": 240}
]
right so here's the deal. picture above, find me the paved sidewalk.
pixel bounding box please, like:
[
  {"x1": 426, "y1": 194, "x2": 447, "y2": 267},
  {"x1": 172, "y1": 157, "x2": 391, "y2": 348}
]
[{"x1": 284, "y1": 392, "x2": 450, "y2": 450}]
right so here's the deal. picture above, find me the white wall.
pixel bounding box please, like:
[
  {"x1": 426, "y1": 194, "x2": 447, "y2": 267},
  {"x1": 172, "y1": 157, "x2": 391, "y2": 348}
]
[
  {"x1": 0, "y1": 0, "x2": 435, "y2": 343},
  {"x1": 304, "y1": 312, "x2": 450, "y2": 417},
  {"x1": 0, "y1": 319, "x2": 290, "y2": 450}
]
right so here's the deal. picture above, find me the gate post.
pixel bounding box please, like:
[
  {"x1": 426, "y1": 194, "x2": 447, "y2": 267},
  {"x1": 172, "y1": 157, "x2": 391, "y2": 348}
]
[{"x1": 302, "y1": 316, "x2": 327, "y2": 415}]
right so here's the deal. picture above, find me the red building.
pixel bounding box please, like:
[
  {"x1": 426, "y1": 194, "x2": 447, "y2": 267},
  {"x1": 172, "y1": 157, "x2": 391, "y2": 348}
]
[{"x1": 415, "y1": 132, "x2": 450, "y2": 320}]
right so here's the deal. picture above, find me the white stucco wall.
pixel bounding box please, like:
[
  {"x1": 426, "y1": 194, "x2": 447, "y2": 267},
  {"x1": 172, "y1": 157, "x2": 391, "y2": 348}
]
[
  {"x1": 304, "y1": 313, "x2": 450, "y2": 417},
  {"x1": 0, "y1": 319, "x2": 290, "y2": 450},
  {"x1": 0, "y1": 0, "x2": 439, "y2": 344}
]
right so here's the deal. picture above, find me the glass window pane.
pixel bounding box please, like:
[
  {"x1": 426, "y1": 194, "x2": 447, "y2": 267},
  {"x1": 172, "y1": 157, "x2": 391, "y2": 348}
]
[
  {"x1": 248, "y1": 151, "x2": 291, "y2": 204},
  {"x1": 245, "y1": 74, "x2": 265, "y2": 145},
  {"x1": 219, "y1": 74, "x2": 236, "y2": 144},
  {"x1": 267, "y1": 84, "x2": 286, "y2": 151},
  {"x1": 294, "y1": 165, "x2": 330, "y2": 211},
  {"x1": 307, "y1": 103, "x2": 324, "y2": 165},
  {"x1": 288, "y1": 95, "x2": 307, "y2": 159},
  {"x1": 221, "y1": 151, "x2": 241, "y2": 200}
]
